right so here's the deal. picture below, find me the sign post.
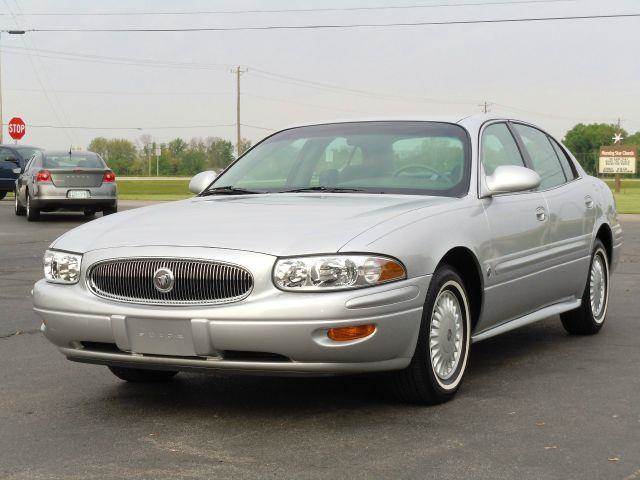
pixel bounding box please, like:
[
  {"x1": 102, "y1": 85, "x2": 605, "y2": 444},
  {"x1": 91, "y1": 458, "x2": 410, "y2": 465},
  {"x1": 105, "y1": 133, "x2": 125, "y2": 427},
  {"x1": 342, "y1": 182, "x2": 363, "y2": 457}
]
[
  {"x1": 8, "y1": 117, "x2": 26, "y2": 142},
  {"x1": 155, "y1": 144, "x2": 161, "y2": 176},
  {"x1": 598, "y1": 145, "x2": 636, "y2": 193}
]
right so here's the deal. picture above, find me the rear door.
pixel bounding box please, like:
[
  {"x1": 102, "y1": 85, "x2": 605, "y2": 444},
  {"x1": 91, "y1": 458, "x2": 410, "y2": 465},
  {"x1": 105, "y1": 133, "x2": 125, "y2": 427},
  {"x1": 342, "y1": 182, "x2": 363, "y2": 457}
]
[
  {"x1": 511, "y1": 123, "x2": 593, "y2": 302},
  {"x1": 477, "y1": 122, "x2": 551, "y2": 331}
]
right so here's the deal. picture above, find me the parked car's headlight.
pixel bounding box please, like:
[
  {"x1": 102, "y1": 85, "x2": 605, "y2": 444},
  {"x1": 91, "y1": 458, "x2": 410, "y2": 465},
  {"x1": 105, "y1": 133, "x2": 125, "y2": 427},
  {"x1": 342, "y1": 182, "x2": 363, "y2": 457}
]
[
  {"x1": 43, "y1": 250, "x2": 82, "y2": 284},
  {"x1": 273, "y1": 254, "x2": 406, "y2": 291}
]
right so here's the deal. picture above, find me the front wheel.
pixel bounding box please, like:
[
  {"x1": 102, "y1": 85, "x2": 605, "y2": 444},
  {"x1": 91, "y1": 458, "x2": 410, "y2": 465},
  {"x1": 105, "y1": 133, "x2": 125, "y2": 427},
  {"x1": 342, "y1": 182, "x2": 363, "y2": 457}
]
[
  {"x1": 560, "y1": 239, "x2": 610, "y2": 335},
  {"x1": 108, "y1": 366, "x2": 178, "y2": 383},
  {"x1": 0, "y1": 191, "x2": 6, "y2": 200},
  {"x1": 392, "y1": 265, "x2": 471, "y2": 404}
]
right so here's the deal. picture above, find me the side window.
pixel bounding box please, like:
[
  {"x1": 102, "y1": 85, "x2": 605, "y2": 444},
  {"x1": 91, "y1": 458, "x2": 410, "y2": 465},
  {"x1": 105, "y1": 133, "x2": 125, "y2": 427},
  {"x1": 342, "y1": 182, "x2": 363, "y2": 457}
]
[
  {"x1": 29, "y1": 154, "x2": 41, "y2": 171},
  {"x1": 481, "y1": 123, "x2": 525, "y2": 175},
  {"x1": 0, "y1": 148, "x2": 15, "y2": 162},
  {"x1": 513, "y1": 124, "x2": 566, "y2": 190},
  {"x1": 548, "y1": 136, "x2": 577, "y2": 181}
]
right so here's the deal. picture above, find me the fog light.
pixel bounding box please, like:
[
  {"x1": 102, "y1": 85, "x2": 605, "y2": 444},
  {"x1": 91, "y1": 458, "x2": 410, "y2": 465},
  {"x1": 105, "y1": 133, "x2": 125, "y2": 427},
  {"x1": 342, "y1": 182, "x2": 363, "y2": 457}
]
[{"x1": 327, "y1": 324, "x2": 376, "y2": 342}]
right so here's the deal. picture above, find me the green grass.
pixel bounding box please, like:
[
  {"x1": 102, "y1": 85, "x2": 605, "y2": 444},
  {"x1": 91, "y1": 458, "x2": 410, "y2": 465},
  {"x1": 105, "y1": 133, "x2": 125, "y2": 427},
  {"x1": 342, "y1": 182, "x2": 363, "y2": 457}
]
[
  {"x1": 604, "y1": 178, "x2": 640, "y2": 214},
  {"x1": 116, "y1": 179, "x2": 191, "y2": 200},
  {"x1": 6, "y1": 177, "x2": 639, "y2": 212}
]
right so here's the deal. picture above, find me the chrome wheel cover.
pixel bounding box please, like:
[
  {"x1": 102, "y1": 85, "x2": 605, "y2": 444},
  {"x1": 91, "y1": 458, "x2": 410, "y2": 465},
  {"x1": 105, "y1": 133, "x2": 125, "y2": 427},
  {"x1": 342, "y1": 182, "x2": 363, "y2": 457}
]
[
  {"x1": 429, "y1": 288, "x2": 464, "y2": 381},
  {"x1": 590, "y1": 251, "x2": 607, "y2": 322},
  {"x1": 26, "y1": 195, "x2": 30, "y2": 216}
]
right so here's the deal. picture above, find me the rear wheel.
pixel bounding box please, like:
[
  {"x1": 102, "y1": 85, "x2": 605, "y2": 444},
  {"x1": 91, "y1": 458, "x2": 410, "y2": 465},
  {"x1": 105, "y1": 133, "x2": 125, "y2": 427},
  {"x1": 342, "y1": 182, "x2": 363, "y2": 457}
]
[
  {"x1": 26, "y1": 193, "x2": 40, "y2": 221},
  {"x1": 392, "y1": 265, "x2": 471, "y2": 404},
  {"x1": 108, "y1": 366, "x2": 178, "y2": 383},
  {"x1": 14, "y1": 190, "x2": 26, "y2": 216},
  {"x1": 0, "y1": 191, "x2": 6, "y2": 200},
  {"x1": 83, "y1": 209, "x2": 95, "y2": 219},
  {"x1": 560, "y1": 239, "x2": 609, "y2": 335},
  {"x1": 103, "y1": 203, "x2": 117, "y2": 216}
]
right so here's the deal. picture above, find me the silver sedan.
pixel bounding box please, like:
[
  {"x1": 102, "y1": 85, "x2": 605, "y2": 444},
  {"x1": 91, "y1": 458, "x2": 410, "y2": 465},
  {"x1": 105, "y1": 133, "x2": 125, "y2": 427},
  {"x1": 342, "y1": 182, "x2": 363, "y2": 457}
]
[
  {"x1": 15, "y1": 150, "x2": 117, "y2": 221},
  {"x1": 33, "y1": 115, "x2": 622, "y2": 404}
]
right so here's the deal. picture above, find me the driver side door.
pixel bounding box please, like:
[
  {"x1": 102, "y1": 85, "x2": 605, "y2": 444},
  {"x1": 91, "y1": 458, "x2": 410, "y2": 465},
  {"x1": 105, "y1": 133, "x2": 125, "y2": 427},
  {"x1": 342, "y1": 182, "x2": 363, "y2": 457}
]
[{"x1": 477, "y1": 122, "x2": 551, "y2": 332}]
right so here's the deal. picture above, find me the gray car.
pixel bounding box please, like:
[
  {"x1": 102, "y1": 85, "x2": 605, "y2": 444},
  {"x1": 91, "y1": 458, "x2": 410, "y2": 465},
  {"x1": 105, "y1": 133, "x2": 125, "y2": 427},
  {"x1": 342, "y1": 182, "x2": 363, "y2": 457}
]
[
  {"x1": 15, "y1": 150, "x2": 117, "y2": 221},
  {"x1": 33, "y1": 115, "x2": 622, "y2": 404}
]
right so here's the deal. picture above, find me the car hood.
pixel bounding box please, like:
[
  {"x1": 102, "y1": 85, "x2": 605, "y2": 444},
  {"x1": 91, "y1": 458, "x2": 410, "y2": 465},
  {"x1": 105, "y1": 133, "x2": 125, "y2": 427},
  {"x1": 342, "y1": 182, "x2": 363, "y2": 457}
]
[{"x1": 52, "y1": 193, "x2": 454, "y2": 256}]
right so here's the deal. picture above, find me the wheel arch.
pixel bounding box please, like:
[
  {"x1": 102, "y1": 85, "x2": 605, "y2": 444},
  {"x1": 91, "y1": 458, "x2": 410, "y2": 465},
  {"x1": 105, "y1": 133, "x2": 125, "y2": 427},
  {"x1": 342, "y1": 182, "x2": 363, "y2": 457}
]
[
  {"x1": 594, "y1": 222, "x2": 613, "y2": 265},
  {"x1": 436, "y1": 246, "x2": 484, "y2": 331}
]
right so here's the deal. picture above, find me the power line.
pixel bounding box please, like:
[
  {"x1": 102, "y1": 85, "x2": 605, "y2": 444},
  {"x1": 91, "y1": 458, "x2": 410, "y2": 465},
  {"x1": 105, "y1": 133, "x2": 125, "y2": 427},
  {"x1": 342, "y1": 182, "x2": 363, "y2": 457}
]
[
  {"x1": 6, "y1": 87, "x2": 232, "y2": 96},
  {"x1": 14, "y1": 13, "x2": 640, "y2": 33},
  {"x1": 249, "y1": 69, "x2": 478, "y2": 106},
  {"x1": 1, "y1": 44, "x2": 232, "y2": 70},
  {"x1": 25, "y1": 123, "x2": 236, "y2": 130},
  {"x1": 1, "y1": 0, "x2": 74, "y2": 143},
  {"x1": 0, "y1": 0, "x2": 581, "y2": 17}
]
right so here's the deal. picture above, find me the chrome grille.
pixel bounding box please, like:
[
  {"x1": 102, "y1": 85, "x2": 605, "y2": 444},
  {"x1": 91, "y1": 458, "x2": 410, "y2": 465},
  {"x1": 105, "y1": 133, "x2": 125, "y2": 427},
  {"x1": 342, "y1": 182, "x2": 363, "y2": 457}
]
[{"x1": 87, "y1": 258, "x2": 253, "y2": 305}]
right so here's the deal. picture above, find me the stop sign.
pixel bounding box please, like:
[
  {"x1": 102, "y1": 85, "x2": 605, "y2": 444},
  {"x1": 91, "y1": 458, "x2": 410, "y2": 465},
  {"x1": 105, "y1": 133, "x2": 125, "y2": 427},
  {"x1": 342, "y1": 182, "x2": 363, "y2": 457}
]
[{"x1": 8, "y1": 117, "x2": 26, "y2": 140}]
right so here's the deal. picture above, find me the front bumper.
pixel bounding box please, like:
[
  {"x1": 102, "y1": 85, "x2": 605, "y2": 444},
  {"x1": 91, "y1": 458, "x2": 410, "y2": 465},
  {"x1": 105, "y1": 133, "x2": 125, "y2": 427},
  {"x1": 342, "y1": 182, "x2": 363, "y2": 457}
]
[{"x1": 34, "y1": 246, "x2": 430, "y2": 375}]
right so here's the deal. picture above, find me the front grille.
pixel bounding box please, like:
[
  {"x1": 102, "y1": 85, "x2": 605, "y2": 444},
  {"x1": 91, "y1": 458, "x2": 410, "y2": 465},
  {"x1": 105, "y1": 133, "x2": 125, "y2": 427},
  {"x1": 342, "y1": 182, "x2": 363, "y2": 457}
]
[{"x1": 87, "y1": 258, "x2": 253, "y2": 305}]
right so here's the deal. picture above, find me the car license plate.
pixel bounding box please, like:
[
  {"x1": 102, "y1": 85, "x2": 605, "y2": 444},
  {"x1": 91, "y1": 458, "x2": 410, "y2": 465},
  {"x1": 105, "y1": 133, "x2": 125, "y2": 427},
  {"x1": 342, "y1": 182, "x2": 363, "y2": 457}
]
[
  {"x1": 67, "y1": 190, "x2": 90, "y2": 199},
  {"x1": 127, "y1": 318, "x2": 196, "y2": 357}
]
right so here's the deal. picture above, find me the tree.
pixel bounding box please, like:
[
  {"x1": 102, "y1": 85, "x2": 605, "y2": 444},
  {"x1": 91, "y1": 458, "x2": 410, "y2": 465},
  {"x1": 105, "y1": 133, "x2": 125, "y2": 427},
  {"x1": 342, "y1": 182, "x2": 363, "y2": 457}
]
[
  {"x1": 563, "y1": 123, "x2": 628, "y2": 175},
  {"x1": 88, "y1": 137, "x2": 141, "y2": 176}
]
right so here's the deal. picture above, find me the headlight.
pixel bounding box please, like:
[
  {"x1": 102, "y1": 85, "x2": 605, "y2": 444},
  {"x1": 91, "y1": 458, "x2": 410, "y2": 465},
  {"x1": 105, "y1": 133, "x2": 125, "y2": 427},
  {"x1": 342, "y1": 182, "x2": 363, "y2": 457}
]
[
  {"x1": 43, "y1": 250, "x2": 82, "y2": 284},
  {"x1": 273, "y1": 254, "x2": 406, "y2": 291}
]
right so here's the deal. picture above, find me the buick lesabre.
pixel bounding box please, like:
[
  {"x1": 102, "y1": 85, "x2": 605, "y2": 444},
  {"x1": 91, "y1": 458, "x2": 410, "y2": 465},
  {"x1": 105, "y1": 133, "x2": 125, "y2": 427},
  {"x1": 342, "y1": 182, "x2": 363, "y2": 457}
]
[{"x1": 34, "y1": 115, "x2": 622, "y2": 404}]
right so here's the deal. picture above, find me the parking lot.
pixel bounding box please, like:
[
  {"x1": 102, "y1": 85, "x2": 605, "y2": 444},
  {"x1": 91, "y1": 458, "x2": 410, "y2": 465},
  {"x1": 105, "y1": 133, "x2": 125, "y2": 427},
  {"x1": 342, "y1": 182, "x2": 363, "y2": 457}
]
[{"x1": 1, "y1": 198, "x2": 639, "y2": 480}]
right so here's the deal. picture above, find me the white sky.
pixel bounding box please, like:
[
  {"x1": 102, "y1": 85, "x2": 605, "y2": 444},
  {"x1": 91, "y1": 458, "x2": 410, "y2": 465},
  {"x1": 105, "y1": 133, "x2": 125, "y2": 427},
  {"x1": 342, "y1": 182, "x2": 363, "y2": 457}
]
[{"x1": 1, "y1": 0, "x2": 639, "y2": 150}]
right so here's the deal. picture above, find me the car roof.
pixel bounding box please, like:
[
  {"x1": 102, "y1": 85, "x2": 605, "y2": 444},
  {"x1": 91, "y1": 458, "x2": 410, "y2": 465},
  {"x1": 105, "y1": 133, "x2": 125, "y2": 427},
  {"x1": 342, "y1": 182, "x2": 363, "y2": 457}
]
[
  {"x1": 43, "y1": 150, "x2": 97, "y2": 156},
  {"x1": 0, "y1": 144, "x2": 43, "y2": 149},
  {"x1": 276, "y1": 113, "x2": 536, "y2": 133}
]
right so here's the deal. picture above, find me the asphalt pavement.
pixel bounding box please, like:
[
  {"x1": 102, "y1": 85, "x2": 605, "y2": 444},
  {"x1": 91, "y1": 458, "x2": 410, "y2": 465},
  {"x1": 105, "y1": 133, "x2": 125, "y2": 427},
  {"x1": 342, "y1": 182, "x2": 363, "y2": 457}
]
[{"x1": 1, "y1": 198, "x2": 639, "y2": 480}]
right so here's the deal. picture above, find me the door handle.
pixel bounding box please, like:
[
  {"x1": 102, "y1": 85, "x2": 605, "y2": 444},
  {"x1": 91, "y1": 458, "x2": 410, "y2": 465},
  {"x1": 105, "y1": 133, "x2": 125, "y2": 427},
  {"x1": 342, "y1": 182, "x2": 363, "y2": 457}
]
[
  {"x1": 535, "y1": 206, "x2": 546, "y2": 222},
  {"x1": 585, "y1": 195, "x2": 594, "y2": 209}
]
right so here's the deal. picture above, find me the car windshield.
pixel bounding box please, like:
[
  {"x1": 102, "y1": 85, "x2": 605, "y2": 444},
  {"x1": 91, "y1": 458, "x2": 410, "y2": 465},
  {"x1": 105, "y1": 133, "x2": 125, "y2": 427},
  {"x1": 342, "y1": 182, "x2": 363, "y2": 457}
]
[
  {"x1": 210, "y1": 121, "x2": 470, "y2": 196},
  {"x1": 43, "y1": 153, "x2": 104, "y2": 169},
  {"x1": 15, "y1": 147, "x2": 42, "y2": 161}
]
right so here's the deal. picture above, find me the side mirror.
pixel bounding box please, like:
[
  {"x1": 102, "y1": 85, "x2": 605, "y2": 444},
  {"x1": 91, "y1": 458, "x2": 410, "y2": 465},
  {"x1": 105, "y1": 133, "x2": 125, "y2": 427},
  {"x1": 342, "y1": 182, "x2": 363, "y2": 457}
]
[
  {"x1": 12, "y1": 167, "x2": 22, "y2": 175},
  {"x1": 188, "y1": 170, "x2": 218, "y2": 194},
  {"x1": 483, "y1": 165, "x2": 541, "y2": 196}
]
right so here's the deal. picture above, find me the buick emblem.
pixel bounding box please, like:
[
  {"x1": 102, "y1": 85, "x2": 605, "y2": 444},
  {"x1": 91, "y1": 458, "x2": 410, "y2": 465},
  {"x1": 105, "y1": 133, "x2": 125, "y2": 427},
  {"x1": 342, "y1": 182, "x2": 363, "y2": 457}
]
[{"x1": 153, "y1": 267, "x2": 175, "y2": 293}]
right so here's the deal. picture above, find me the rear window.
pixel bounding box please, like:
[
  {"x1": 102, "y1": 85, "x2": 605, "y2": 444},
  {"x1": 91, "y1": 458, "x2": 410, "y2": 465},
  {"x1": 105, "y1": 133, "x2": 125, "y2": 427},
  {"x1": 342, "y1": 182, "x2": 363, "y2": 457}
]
[
  {"x1": 15, "y1": 148, "x2": 42, "y2": 161},
  {"x1": 44, "y1": 154, "x2": 104, "y2": 169}
]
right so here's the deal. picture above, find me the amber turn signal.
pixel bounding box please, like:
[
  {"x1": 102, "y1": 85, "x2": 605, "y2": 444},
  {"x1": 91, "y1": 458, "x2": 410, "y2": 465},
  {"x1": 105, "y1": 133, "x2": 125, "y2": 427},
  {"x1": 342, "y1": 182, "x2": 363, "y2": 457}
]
[{"x1": 327, "y1": 324, "x2": 376, "y2": 342}]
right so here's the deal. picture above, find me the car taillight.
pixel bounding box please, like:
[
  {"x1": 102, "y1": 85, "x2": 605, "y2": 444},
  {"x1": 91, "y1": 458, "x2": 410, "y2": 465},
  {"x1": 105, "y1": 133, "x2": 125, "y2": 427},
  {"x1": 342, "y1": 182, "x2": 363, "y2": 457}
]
[
  {"x1": 36, "y1": 170, "x2": 51, "y2": 183},
  {"x1": 102, "y1": 171, "x2": 116, "y2": 183}
]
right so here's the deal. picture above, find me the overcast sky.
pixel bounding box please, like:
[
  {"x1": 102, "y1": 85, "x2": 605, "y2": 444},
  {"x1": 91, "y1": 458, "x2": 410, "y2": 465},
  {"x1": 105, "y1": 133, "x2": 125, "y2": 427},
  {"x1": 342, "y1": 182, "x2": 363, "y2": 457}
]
[{"x1": 1, "y1": 0, "x2": 639, "y2": 150}]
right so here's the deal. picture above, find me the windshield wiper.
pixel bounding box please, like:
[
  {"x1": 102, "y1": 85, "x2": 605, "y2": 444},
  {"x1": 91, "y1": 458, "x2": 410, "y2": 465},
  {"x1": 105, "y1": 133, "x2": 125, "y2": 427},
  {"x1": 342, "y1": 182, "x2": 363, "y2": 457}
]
[
  {"x1": 200, "y1": 186, "x2": 263, "y2": 196},
  {"x1": 278, "y1": 186, "x2": 365, "y2": 193}
]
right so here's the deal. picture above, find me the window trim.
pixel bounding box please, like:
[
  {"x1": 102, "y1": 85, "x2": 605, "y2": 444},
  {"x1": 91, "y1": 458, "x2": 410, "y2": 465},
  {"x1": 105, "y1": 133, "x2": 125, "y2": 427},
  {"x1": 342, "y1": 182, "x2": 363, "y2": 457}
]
[{"x1": 477, "y1": 119, "x2": 540, "y2": 199}]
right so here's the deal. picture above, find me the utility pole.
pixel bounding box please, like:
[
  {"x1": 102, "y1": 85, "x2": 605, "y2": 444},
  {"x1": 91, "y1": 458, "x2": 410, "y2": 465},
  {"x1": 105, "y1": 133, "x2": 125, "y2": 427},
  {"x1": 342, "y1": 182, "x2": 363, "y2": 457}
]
[
  {"x1": 0, "y1": 30, "x2": 26, "y2": 144},
  {"x1": 614, "y1": 117, "x2": 624, "y2": 194},
  {"x1": 479, "y1": 101, "x2": 492, "y2": 114},
  {"x1": 233, "y1": 66, "x2": 247, "y2": 157}
]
